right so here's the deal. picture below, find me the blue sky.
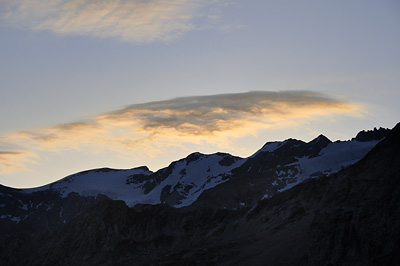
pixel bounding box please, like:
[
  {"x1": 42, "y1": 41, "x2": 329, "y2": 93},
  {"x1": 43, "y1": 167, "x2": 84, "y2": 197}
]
[{"x1": 0, "y1": 0, "x2": 399, "y2": 188}]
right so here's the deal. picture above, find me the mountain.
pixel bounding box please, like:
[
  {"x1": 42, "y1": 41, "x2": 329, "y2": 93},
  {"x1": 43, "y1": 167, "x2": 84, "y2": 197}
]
[
  {"x1": 0, "y1": 125, "x2": 397, "y2": 265},
  {"x1": 25, "y1": 152, "x2": 244, "y2": 207},
  {"x1": 24, "y1": 131, "x2": 379, "y2": 208}
]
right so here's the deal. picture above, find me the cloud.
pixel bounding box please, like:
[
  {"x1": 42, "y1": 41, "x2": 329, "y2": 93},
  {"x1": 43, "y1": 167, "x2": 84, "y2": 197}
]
[
  {"x1": 101, "y1": 91, "x2": 358, "y2": 135},
  {"x1": 0, "y1": 91, "x2": 360, "y2": 173},
  {"x1": 0, "y1": 0, "x2": 223, "y2": 42},
  {"x1": 0, "y1": 150, "x2": 38, "y2": 173}
]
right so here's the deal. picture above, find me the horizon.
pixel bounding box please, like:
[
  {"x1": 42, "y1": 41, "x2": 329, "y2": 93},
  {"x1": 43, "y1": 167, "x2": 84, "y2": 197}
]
[
  {"x1": 2, "y1": 120, "x2": 394, "y2": 190},
  {"x1": 1, "y1": 0, "x2": 399, "y2": 188}
]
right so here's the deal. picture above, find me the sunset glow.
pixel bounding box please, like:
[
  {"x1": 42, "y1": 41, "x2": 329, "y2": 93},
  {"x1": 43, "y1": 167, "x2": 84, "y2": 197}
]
[{"x1": 0, "y1": 0, "x2": 398, "y2": 188}]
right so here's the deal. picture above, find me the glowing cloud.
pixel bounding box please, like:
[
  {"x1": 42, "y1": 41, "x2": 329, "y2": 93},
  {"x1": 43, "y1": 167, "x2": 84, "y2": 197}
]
[
  {"x1": 0, "y1": 91, "x2": 360, "y2": 174},
  {"x1": 0, "y1": 150, "x2": 38, "y2": 173},
  {"x1": 106, "y1": 91, "x2": 357, "y2": 135},
  {"x1": 0, "y1": 0, "x2": 222, "y2": 42}
]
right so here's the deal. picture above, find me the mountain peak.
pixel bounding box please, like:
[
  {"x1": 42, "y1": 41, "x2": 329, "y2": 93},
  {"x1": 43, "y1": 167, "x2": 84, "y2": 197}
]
[
  {"x1": 185, "y1": 152, "x2": 204, "y2": 164},
  {"x1": 134, "y1": 166, "x2": 150, "y2": 172},
  {"x1": 258, "y1": 141, "x2": 285, "y2": 153},
  {"x1": 309, "y1": 134, "x2": 332, "y2": 147}
]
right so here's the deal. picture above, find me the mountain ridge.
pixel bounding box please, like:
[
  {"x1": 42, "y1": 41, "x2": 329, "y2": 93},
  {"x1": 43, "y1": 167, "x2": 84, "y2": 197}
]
[{"x1": 21, "y1": 129, "x2": 383, "y2": 209}]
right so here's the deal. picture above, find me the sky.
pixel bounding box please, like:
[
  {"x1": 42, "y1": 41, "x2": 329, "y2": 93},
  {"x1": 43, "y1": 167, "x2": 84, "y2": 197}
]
[{"x1": 0, "y1": 0, "x2": 399, "y2": 188}]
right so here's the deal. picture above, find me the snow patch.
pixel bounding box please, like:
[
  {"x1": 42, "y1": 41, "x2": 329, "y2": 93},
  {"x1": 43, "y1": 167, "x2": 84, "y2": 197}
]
[
  {"x1": 154, "y1": 154, "x2": 245, "y2": 208},
  {"x1": 261, "y1": 142, "x2": 282, "y2": 152},
  {"x1": 251, "y1": 141, "x2": 286, "y2": 157},
  {"x1": 10, "y1": 216, "x2": 21, "y2": 223},
  {"x1": 0, "y1": 214, "x2": 21, "y2": 223},
  {"x1": 277, "y1": 139, "x2": 379, "y2": 193}
]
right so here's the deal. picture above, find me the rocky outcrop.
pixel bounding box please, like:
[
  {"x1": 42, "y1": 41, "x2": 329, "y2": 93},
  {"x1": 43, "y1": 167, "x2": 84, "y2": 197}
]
[{"x1": 355, "y1": 127, "x2": 390, "y2": 142}]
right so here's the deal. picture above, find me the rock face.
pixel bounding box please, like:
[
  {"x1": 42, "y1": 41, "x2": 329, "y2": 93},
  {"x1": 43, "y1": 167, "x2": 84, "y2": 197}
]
[
  {"x1": 0, "y1": 185, "x2": 109, "y2": 242},
  {"x1": 0, "y1": 125, "x2": 398, "y2": 265},
  {"x1": 355, "y1": 126, "x2": 390, "y2": 142},
  {"x1": 0, "y1": 187, "x2": 111, "y2": 266},
  {"x1": 306, "y1": 124, "x2": 400, "y2": 266}
]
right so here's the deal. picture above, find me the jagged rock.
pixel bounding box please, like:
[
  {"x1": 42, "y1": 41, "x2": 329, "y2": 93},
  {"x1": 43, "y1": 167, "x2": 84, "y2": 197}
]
[{"x1": 354, "y1": 126, "x2": 390, "y2": 142}]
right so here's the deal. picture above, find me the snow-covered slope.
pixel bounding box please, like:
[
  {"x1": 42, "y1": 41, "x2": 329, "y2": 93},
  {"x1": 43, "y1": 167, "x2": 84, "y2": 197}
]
[
  {"x1": 274, "y1": 138, "x2": 380, "y2": 193},
  {"x1": 25, "y1": 167, "x2": 152, "y2": 203},
  {"x1": 187, "y1": 134, "x2": 383, "y2": 208},
  {"x1": 25, "y1": 153, "x2": 244, "y2": 207},
  {"x1": 22, "y1": 133, "x2": 384, "y2": 208},
  {"x1": 136, "y1": 153, "x2": 245, "y2": 207}
]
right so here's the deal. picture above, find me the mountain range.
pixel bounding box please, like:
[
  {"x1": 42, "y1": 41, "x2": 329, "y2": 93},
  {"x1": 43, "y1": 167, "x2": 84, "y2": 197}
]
[{"x1": 0, "y1": 124, "x2": 398, "y2": 265}]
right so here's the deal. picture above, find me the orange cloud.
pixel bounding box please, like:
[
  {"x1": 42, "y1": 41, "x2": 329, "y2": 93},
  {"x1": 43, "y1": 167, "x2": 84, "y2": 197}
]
[
  {"x1": 101, "y1": 91, "x2": 358, "y2": 136},
  {"x1": 0, "y1": 91, "x2": 360, "y2": 174},
  {"x1": 0, "y1": 0, "x2": 221, "y2": 42},
  {"x1": 0, "y1": 150, "x2": 38, "y2": 173}
]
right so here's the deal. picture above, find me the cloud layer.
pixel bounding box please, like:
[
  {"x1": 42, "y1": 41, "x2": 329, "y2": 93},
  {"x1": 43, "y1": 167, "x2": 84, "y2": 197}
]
[
  {"x1": 0, "y1": 150, "x2": 37, "y2": 173},
  {"x1": 103, "y1": 91, "x2": 356, "y2": 135},
  {"x1": 0, "y1": 0, "x2": 221, "y2": 42},
  {"x1": 0, "y1": 91, "x2": 359, "y2": 173}
]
